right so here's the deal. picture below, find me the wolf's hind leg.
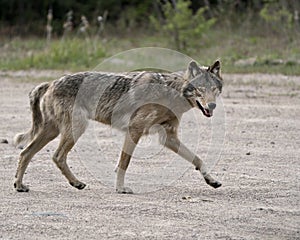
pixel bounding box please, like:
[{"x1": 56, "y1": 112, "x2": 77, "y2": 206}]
[
  {"x1": 52, "y1": 109, "x2": 89, "y2": 190},
  {"x1": 159, "y1": 130, "x2": 221, "y2": 189},
  {"x1": 14, "y1": 123, "x2": 59, "y2": 192},
  {"x1": 53, "y1": 128, "x2": 87, "y2": 190}
]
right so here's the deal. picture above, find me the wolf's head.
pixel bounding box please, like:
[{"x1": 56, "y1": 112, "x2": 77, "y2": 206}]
[{"x1": 182, "y1": 60, "x2": 223, "y2": 117}]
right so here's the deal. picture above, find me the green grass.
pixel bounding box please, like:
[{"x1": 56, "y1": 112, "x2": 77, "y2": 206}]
[
  {"x1": 186, "y1": 29, "x2": 300, "y2": 75},
  {"x1": 0, "y1": 37, "x2": 106, "y2": 71},
  {"x1": 0, "y1": 28, "x2": 299, "y2": 75}
]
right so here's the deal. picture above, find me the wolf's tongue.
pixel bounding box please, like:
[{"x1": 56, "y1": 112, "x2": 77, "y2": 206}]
[
  {"x1": 204, "y1": 108, "x2": 212, "y2": 117},
  {"x1": 196, "y1": 100, "x2": 212, "y2": 118}
]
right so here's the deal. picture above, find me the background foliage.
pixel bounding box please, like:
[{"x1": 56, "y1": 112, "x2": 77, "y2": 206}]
[
  {"x1": 0, "y1": 0, "x2": 299, "y2": 74},
  {"x1": 1, "y1": 0, "x2": 299, "y2": 36}
]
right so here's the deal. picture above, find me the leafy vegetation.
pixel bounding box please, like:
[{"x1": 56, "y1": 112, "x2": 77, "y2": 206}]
[
  {"x1": 150, "y1": 0, "x2": 215, "y2": 50},
  {"x1": 0, "y1": 0, "x2": 299, "y2": 74}
]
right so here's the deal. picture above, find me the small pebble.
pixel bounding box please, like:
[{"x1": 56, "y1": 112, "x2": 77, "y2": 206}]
[
  {"x1": 246, "y1": 152, "x2": 251, "y2": 155},
  {"x1": 182, "y1": 196, "x2": 191, "y2": 200},
  {"x1": 1, "y1": 139, "x2": 8, "y2": 144}
]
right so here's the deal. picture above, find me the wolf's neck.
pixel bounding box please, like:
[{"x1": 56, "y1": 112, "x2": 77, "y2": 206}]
[{"x1": 162, "y1": 71, "x2": 187, "y2": 92}]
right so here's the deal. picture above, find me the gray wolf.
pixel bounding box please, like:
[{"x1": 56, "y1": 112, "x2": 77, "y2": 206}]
[{"x1": 13, "y1": 60, "x2": 223, "y2": 193}]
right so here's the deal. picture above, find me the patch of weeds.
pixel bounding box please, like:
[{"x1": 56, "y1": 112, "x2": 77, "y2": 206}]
[{"x1": 0, "y1": 38, "x2": 106, "y2": 70}]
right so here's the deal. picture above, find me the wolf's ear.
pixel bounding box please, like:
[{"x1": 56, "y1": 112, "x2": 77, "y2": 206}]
[
  {"x1": 208, "y1": 60, "x2": 221, "y2": 76},
  {"x1": 187, "y1": 61, "x2": 201, "y2": 79}
]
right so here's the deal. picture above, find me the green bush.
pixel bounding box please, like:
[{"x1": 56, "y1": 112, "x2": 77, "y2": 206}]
[
  {"x1": 150, "y1": 0, "x2": 215, "y2": 50},
  {"x1": 259, "y1": 1, "x2": 293, "y2": 33}
]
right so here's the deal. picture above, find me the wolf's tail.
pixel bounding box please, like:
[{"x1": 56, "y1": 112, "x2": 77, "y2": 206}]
[{"x1": 13, "y1": 82, "x2": 49, "y2": 148}]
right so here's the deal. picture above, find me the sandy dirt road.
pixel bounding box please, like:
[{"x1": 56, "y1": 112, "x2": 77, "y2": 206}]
[{"x1": 0, "y1": 71, "x2": 299, "y2": 239}]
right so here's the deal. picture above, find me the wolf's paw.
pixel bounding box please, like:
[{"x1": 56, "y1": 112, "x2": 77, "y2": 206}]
[
  {"x1": 70, "y1": 181, "x2": 86, "y2": 190},
  {"x1": 116, "y1": 186, "x2": 133, "y2": 194},
  {"x1": 14, "y1": 182, "x2": 29, "y2": 192},
  {"x1": 205, "y1": 178, "x2": 222, "y2": 189}
]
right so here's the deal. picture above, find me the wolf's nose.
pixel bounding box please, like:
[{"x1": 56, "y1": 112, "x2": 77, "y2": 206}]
[{"x1": 208, "y1": 102, "x2": 216, "y2": 110}]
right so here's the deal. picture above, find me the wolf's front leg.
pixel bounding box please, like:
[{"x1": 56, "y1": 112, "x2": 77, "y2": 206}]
[
  {"x1": 160, "y1": 132, "x2": 221, "y2": 188},
  {"x1": 115, "y1": 129, "x2": 142, "y2": 194},
  {"x1": 116, "y1": 165, "x2": 133, "y2": 194},
  {"x1": 193, "y1": 157, "x2": 222, "y2": 188}
]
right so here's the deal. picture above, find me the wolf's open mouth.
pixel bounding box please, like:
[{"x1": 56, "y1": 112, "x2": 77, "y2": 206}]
[{"x1": 196, "y1": 100, "x2": 212, "y2": 117}]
